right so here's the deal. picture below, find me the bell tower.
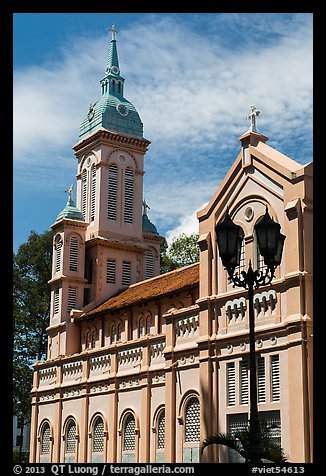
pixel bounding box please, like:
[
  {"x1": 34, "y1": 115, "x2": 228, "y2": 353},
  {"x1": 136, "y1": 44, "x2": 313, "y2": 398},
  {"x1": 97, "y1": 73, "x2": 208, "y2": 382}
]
[{"x1": 71, "y1": 25, "x2": 163, "y2": 307}]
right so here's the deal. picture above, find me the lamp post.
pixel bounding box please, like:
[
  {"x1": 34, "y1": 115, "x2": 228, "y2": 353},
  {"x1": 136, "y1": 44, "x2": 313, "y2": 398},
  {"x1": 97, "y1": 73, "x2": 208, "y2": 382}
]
[{"x1": 215, "y1": 206, "x2": 285, "y2": 463}]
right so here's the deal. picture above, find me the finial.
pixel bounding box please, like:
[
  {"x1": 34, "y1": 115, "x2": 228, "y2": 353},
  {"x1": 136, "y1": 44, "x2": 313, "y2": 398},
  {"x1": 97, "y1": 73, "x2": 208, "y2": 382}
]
[
  {"x1": 110, "y1": 24, "x2": 118, "y2": 41},
  {"x1": 142, "y1": 198, "x2": 150, "y2": 217},
  {"x1": 246, "y1": 105, "x2": 260, "y2": 133},
  {"x1": 65, "y1": 183, "x2": 74, "y2": 203}
]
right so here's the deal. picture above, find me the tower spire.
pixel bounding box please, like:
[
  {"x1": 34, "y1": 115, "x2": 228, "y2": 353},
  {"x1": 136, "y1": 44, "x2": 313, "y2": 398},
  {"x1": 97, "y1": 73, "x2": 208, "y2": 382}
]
[{"x1": 105, "y1": 24, "x2": 120, "y2": 76}]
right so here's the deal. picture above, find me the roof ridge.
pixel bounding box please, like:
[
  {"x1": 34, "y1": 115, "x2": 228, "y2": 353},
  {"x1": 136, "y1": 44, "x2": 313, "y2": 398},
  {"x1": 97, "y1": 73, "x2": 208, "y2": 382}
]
[{"x1": 128, "y1": 261, "x2": 199, "y2": 289}]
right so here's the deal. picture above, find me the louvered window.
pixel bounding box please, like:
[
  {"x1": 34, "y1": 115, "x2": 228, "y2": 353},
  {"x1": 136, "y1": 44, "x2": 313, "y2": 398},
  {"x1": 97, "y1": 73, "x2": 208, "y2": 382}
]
[
  {"x1": 92, "y1": 417, "x2": 104, "y2": 453},
  {"x1": 90, "y1": 165, "x2": 96, "y2": 222},
  {"x1": 123, "y1": 414, "x2": 136, "y2": 451},
  {"x1": 235, "y1": 235, "x2": 246, "y2": 275},
  {"x1": 108, "y1": 164, "x2": 118, "y2": 220},
  {"x1": 82, "y1": 169, "x2": 87, "y2": 220},
  {"x1": 55, "y1": 238, "x2": 62, "y2": 273},
  {"x1": 240, "y1": 361, "x2": 248, "y2": 405},
  {"x1": 146, "y1": 315, "x2": 151, "y2": 335},
  {"x1": 67, "y1": 287, "x2": 77, "y2": 313},
  {"x1": 106, "y1": 259, "x2": 116, "y2": 284},
  {"x1": 257, "y1": 357, "x2": 266, "y2": 403},
  {"x1": 117, "y1": 323, "x2": 122, "y2": 342},
  {"x1": 41, "y1": 423, "x2": 51, "y2": 454},
  {"x1": 145, "y1": 250, "x2": 155, "y2": 279},
  {"x1": 54, "y1": 288, "x2": 60, "y2": 315},
  {"x1": 69, "y1": 237, "x2": 78, "y2": 271},
  {"x1": 122, "y1": 261, "x2": 131, "y2": 286},
  {"x1": 184, "y1": 397, "x2": 200, "y2": 442},
  {"x1": 157, "y1": 411, "x2": 165, "y2": 449},
  {"x1": 124, "y1": 168, "x2": 133, "y2": 224},
  {"x1": 65, "y1": 420, "x2": 76, "y2": 453},
  {"x1": 91, "y1": 329, "x2": 96, "y2": 349},
  {"x1": 227, "y1": 362, "x2": 236, "y2": 406},
  {"x1": 271, "y1": 355, "x2": 280, "y2": 401}
]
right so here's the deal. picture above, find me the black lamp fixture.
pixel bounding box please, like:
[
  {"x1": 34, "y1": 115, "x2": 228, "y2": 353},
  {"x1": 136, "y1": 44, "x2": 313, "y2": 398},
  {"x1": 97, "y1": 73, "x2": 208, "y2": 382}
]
[{"x1": 215, "y1": 205, "x2": 285, "y2": 463}]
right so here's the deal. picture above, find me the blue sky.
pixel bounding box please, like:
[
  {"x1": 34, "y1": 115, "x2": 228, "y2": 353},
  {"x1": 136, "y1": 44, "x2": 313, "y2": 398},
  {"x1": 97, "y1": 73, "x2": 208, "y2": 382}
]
[{"x1": 13, "y1": 13, "x2": 313, "y2": 251}]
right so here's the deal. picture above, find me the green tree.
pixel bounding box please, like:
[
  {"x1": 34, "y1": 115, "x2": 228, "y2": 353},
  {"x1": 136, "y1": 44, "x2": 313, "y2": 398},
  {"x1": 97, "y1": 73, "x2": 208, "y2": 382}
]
[
  {"x1": 13, "y1": 230, "x2": 53, "y2": 461},
  {"x1": 160, "y1": 233, "x2": 199, "y2": 274},
  {"x1": 201, "y1": 421, "x2": 288, "y2": 463}
]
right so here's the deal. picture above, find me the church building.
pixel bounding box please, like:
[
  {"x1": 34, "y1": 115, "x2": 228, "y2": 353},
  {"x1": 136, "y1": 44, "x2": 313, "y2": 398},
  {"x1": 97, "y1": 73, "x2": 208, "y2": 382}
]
[{"x1": 29, "y1": 27, "x2": 313, "y2": 464}]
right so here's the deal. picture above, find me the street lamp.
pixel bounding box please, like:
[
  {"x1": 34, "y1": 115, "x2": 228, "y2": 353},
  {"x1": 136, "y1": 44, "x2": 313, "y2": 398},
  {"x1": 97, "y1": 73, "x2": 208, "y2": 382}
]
[{"x1": 215, "y1": 206, "x2": 285, "y2": 463}]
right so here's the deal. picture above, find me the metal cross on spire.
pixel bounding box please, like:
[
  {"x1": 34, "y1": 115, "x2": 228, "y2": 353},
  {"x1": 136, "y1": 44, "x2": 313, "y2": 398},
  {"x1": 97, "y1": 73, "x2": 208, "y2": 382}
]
[
  {"x1": 110, "y1": 24, "x2": 118, "y2": 41},
  {"x1": 142, "y1": 198, "x2": 150, "y2": 217},
  {"x1": 246, "y1": 106, "x2": 260, "y2": 133}
]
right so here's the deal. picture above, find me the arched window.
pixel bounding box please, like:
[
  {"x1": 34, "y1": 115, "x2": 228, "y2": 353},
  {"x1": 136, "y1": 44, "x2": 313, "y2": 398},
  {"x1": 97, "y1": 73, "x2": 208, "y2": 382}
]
[
  {"x1": 145, "y1": 313, "x2": 151, "y2": 335},
  {"x1": 111, "y1": 324, "x2": 116, "y2": 343},
  {"x1": 108, "y1": 163, "x2": 118, "y2": 221},
  {"x1": 183, "y1": 396, "x2": 200, "y2": 463},
  {"x1": 55, "y1": 236, "x2": 63, "y2": 274},
  {"x1": 40, "y1": 421, "x2": 51, "y2": 462},
  {"x1": 91, "y1": 329, "x2": 96, "y2": 349},
  {"x1": 156, "y1": 409, "x2": 165, "y2": 462},
  {"x1": 138, "y1": 316, "x2": 145, "y2": 338},
  {"x1": 124, "y1": 168, "x2": 134, "y2": 224},
  {"x1": 69, "y1": 237, "x2": 79, "y2": 272},
  {"x1": 117, "y1": 322, "x2": 122, "y2": 342},
  {"x1": 90, "y1": 164, "x2": 96, "y2": 222},
  {"x1": 81, "y1": 169, "x2": 87, "y2": 220},
  {"x1": 64, "y1": 418, "x2": 77, "y2": 463},
  {"x1": 122, "y1": 413, "x2": 136, "y2": 463},
  {"x1": 145, "y1": 249, "x2": 155, "y2": 279},
  {"x1": 85, "y1": 331, "x2": 91, "y2": 349},
  {"x1": 92, "y1": 415, "x2": 104, "y2": 463}
]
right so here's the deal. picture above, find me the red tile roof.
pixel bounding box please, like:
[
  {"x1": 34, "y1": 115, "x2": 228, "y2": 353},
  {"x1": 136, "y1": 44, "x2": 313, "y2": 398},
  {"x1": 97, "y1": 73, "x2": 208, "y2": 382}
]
[{"x1": 78, "y1": 262, "x2": 199, "y2": 320}]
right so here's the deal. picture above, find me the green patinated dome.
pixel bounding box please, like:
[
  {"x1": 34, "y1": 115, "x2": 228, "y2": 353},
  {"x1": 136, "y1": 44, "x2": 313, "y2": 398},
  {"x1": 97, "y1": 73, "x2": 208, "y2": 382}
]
[
  {"x1": 142, "y1": 214, "x2": 158, "y2": 235},
  {"x1": 56, "y1": 198, "x2": 84, "y2": 222},
  {"x1": 79, "y1": 28, "x2": 143, "y2": 140}
]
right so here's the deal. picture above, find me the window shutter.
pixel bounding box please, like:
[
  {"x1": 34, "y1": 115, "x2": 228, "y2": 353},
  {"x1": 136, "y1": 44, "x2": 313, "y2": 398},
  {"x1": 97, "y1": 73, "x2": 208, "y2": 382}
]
[
  {"x1": 91, "y1": 165, "x2": 96, "y2": 222},
  {"x1": 240, "y1": 360, "x2": 248, "y2": 405},
  {"x1": 55, "y1": 238, "x2": 62, "y2": 273},
  {"x1": 69, "y1": 237, "x2": 78, "y2": 271},
  {"x1": 68, "y1": 287, "x2": 77, "y2": 312},
  {"x1": 65, "y1": 420, "x2": 76, "y2": 453},
  {"x1": 227, "y1": 362, "x2": 236, "y2": 406},
  {"x1": 257, "y1": 357, "x2": 266, "y2": 403},
  {"x1": 271, "y1": 355, "x2": 280, "y2": 401},
  {"x1": 145, "y1": 249, "x2": 155, "y2": 279},
  {"x1": 106, "y1": 259, "x2": 116, "y2": 284},
  {"x1": 124, "y1": 168, "x2": 133, "y2": 224},
  {"x1": 54, "y1": 288, "x2": 60, "y2": 315},
  {"x1": 108, "y1": 164, "x2": 118, "y2": 220},
  {"x1": 82, "y1": 169, "x2": 87, "y2": 220},
  {"x1": 122, "y1": 261, "x2": 131, "y2": 286}
]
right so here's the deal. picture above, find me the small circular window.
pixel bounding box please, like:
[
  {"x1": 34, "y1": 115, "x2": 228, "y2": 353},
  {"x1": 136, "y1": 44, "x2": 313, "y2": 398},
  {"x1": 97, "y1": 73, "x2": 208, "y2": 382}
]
[
  {"x1": 117, "y1": 104, "x2": 129, "y2": 116},
  {"x1": 244, "y1": 206, "x2": 254, "y2": 222}
]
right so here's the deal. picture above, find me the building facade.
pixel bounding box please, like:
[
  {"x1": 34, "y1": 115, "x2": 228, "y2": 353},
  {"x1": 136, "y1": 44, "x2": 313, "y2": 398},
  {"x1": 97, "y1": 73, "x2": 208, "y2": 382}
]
[{"x1": 29, "y1": 28, "x2": 313, "y2": 463}]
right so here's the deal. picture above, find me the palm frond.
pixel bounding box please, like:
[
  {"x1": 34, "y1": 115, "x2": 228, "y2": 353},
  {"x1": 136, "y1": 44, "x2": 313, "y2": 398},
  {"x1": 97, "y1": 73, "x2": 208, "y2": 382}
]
[{"x1": 201, "y1": 432, "x2": 243, "y2": 455}]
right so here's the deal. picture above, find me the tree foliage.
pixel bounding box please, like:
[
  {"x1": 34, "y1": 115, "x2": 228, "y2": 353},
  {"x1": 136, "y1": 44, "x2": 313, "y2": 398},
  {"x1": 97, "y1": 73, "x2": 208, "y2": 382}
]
[
  {"x1": 13, "y1": 230, "x2": 53, "y2": 429},
  {"x1": 160, "y1": 233, "x2": 199, "y2": 274}
]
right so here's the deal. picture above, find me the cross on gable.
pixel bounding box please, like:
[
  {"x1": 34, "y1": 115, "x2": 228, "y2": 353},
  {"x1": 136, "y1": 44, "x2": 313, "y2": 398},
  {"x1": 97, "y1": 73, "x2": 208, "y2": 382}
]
[{"x1": 246, "y1": 106, "x2": 260, "y2": 133}]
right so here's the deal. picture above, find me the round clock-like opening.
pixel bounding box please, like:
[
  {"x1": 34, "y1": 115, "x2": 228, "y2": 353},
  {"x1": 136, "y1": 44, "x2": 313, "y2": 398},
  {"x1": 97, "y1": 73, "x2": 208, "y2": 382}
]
[
  {"x1": 116, "y1": 104, "x2": 128, "y2": 116},
  {"x1": 244, "y1": 206, "x2": 254, "y2": 221}
]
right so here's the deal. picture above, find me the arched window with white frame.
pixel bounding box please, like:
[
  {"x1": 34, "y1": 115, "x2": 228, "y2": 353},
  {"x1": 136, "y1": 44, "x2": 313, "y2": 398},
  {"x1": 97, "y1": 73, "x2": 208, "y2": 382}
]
[
  {"x1": 90, "y1": 164, "x2": 97, "y2": 222},
  {"x1": 91, "y1": 415, "x2": 105, "y2": 463},
  {"x1": 39, "y1": 420, "x2": 52, "y2": 463},
  {"x1": 138, "y1": 316, "x2": 145, "y2": 338},
  {"x1": 124, "y1": 167, "x2": 134, "y2": 224},
  {"x1": 155, "y1": 408, "x2": 165, "y2": 462},
  {"x1": 108, "y1": 163, "x2": 118, "y2": 221},
  {"x1": 64, "y1": 418, "x2": 78, "y2": 463},
  {"x1": 183, "y1": 395, "x2": 200, "y2": 463},
  {"x1": 121, "y1": 412, "x2": 137, "y2": 463},
  {"x1": 81, "y1": 169, "x2": 87, "y2": 220}
]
